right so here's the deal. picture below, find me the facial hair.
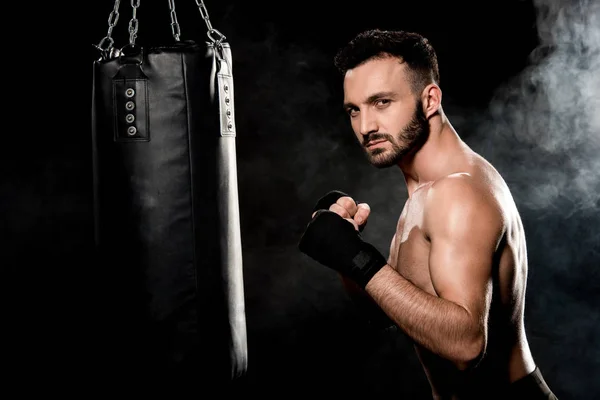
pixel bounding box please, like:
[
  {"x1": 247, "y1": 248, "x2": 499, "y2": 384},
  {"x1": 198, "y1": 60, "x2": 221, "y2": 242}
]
[{"x1": 363, "y1": 100, "x2": 430, "y2": 169}]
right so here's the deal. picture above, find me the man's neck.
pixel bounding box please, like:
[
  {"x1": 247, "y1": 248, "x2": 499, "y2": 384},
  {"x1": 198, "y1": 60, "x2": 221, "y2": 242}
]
[{"x1": 398, "y1": 115, "x2": 464, "y2": 197}]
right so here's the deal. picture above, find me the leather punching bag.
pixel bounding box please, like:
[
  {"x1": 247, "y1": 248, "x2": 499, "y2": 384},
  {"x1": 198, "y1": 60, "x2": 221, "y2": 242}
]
[{"x1": 91, "y1": 3, "x2": 247, "y2": 391}]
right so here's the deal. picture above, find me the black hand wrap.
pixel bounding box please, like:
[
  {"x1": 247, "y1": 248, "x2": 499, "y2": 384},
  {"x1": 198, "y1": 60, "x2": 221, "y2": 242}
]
[{"x1": 298, "y1": 210, "x2": 387, "y2": 289}]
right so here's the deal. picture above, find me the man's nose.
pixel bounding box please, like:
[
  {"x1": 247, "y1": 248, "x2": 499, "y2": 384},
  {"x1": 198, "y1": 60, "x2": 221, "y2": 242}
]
[{"x1": 359, "y1": 110, "x2": 378, "y2": 136}]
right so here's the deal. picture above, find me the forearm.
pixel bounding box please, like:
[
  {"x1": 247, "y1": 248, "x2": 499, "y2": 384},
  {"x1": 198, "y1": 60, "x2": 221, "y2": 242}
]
[
  {"x1": 339, "y1": 274, "x2": 395, "y2": 329},
  {"x1": 298, "y1": 206, "x2": 483, "y2": 363},
  {"x1": 365, "y1": 265, "x2": 484, "y2": 367}
]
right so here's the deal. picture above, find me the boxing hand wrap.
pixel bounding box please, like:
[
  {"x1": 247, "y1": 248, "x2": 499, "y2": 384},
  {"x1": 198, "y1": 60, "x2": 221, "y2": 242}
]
[{"x1": 299, "y1": 210, "x2": 387, "y2": 289}]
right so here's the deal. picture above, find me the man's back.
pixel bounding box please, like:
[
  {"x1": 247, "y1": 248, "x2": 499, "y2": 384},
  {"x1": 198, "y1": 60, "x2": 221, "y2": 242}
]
[{"x1": 388, "y1": 146, "x2": 536, "y2": 398}]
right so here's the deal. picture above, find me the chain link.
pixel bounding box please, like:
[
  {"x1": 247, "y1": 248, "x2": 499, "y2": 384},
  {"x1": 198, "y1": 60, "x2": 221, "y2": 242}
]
[
  {"x1": 97, "y1": 0, "x2": 122, "y2": 51},
  {"x1": 128, "y1": 0, "x2": 140, "y2": 46},
  {"x1": 167, "y1": 0, "x2": 181, "y2": 41},
  {"x1": 96, "y1": 0, "x2": 224, "y2": 50},
  {"x1": 195, "y1": 0, "x2": 226, "y2": 45}
]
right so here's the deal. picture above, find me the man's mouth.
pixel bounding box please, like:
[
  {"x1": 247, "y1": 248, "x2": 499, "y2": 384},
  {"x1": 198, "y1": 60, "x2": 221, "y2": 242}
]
[{"x1": 366, "y1": 139, "x2": 386, "y2": 148}]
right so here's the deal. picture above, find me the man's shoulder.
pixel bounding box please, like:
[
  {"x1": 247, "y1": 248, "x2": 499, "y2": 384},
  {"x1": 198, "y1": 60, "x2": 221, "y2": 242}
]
[
  {"x1": 428, "y1": 172, "x2": 483, "y2": 201},
  {"x1": 426, "y1": 172, "x2": 504, "y2": 219},
  {"x1": 424, "y1": 172, "x2": 506, "y2": 239}
]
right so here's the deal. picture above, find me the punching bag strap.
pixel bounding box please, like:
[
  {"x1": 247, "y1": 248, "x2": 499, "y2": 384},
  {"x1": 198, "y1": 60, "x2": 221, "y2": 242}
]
[
  {"x1": 197, "y1": 0, "x2": 236, "y2": 138},
  {"x1": 196, "y1": 0, "x2": 248, "y2": 379},
  {"x1": 213, "y1": 47, "x2": 236, "y2": 138}
]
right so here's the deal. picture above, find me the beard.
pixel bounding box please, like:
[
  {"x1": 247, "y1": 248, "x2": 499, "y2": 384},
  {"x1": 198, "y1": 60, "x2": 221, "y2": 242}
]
[{"x1": 363, "y1": 100, "x2": 430, "y2": 168}]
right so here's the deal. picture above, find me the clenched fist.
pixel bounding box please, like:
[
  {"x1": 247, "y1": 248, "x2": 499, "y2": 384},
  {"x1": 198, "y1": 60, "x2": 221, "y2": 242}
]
[
  {"x1": 299, "y1": 190, "x2": 386, "y2": 289},
  {"x1": 311, "y1": 190, "x2": 371, "y2": 232}
]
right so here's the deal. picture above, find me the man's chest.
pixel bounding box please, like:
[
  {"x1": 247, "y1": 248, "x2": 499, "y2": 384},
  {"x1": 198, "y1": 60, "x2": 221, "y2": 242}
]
[{"x1": 388, "y1": 197, "x2": 436, "y2": 295}]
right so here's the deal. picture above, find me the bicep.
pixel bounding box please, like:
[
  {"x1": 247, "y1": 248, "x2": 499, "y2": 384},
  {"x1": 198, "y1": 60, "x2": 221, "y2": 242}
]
[
  {"x1": 426, "y1": 179, "x2": 503, "y2": 319},
  {"x1": 429, "y1": 227, "x2": 494, "y2": 318}
]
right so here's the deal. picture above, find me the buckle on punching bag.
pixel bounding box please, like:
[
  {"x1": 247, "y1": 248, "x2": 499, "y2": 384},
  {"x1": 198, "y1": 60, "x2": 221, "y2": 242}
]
[{"x1": 111, "y1": 46, "x2": 150, "y2": 143}]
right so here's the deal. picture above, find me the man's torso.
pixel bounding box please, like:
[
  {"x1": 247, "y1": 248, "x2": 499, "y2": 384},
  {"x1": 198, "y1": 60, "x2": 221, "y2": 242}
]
[{"x1": 387, "y1": 153, "x2": 535, "y2": 398}]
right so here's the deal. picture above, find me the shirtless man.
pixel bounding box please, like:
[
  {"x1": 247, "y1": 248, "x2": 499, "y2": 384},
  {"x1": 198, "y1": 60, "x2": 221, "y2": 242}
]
[{"x1": 299, "y1": 29, "x2": 558, "y2": 399}]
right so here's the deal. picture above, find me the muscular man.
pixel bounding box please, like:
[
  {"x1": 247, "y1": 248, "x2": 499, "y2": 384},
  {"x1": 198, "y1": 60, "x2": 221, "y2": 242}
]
[{"x1": 299, "y1": 29, "x2": 558, "y2": 399}]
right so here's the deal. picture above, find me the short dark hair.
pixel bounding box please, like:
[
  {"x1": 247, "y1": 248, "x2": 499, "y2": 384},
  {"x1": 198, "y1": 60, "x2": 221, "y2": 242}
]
[{"x1": 333, "y1": 29, "x2": 440, "y2": 95}]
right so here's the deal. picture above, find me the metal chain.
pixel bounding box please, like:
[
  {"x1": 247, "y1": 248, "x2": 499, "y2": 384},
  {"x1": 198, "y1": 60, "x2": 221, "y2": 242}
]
[
  {"x1": 97, "y1": 0, "x2": 122, "y2": 51},
  {"x1": 194, "y1": 0, "x2": 226, "y2": 45},
  {"x1": 97, "y1": 0, "x2": 222, "y2": 50},
  {"x1": 167, "y1": 0, "x2": 181, "y2": 41},
  {"x1": 128, "y1": 0, "x2": 140, "y2": 46}
]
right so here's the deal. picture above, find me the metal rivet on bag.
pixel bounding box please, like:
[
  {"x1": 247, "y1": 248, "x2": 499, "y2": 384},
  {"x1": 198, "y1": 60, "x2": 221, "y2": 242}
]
[
  {"x1": 125, "y1": 88, "x2": 135, "y2": 97},
  {"x1": 126, "y1": 101, "x2": 135, "y2": 110},
  {"x1": 126, "y1": 114, "x2": 135, "y2": 123},
  {"x1": 127, "y1": 126, "x2": 137, "y2": 136},
  {"x1": 228, "y1": 123, "x2": 233, "y2": 130},
  {"x1": 224, "y1": 85, "x2": 229, "y2": 91},
  {"x1": 226, "y1": 110, "x2": 231, "y2": 116},
  {"x1": 225, "y1": 97, "x2": 230, "y2": 104}
]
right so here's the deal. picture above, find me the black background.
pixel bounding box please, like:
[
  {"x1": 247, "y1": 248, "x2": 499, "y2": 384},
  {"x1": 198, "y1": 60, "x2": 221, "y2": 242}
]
[{"x1": 4, "y1": 0, "x2": 599, "y2": 398}]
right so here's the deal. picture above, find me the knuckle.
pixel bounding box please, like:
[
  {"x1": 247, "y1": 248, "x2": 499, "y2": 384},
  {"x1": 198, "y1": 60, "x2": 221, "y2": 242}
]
[
  {"x1": 330, "y1": 203, "x2": 349, "y2": 218},
  {"x1": 337, "y1": 196, "x2": 356, "y2": 211}
]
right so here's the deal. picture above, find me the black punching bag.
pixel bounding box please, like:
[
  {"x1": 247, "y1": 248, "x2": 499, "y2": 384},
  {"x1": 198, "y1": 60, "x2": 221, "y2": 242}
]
[{"x1": 91, "y1": 13, "x2": 248, "y2": 391}]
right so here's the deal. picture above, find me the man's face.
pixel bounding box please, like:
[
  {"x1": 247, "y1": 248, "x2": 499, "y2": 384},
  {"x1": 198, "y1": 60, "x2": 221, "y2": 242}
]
[{"x1": 343, "y1": 56, "x2": 429, "y2": 168}]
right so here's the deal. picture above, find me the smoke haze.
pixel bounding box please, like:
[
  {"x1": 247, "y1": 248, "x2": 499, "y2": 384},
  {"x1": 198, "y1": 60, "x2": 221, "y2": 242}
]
[
  {"x1": 465, "y1": 3, "x2": 600, "y2": 396},
  {"x1": 471, "y1": 0, "x2": 600, "y2": 215}
]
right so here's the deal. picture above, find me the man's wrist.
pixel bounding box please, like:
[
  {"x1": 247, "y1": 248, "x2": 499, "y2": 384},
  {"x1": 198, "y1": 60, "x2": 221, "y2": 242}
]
[{"x1": 350, "y1": 242, "x2": 387, "y2": 289}]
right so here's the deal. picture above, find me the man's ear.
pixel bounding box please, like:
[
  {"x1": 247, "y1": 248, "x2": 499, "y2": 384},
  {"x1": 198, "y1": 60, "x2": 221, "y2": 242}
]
[{"x1": 421, "y1": 83, "x2": 442, "y2": 118}]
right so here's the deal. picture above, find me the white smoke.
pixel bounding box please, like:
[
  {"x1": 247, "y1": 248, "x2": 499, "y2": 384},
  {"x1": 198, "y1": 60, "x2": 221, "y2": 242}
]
[{"x1": 474, "y1": 0, "x2": 600, "y2": 215}]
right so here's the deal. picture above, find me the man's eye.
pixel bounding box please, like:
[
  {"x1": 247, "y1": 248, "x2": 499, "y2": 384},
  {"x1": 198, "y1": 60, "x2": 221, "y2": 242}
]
[
  {"x1": 376, "y1": 99, "x2": 390, "y2": 106},
  {"x1": 347, "y1": 108, "x2": 358, "y2": 117}
]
